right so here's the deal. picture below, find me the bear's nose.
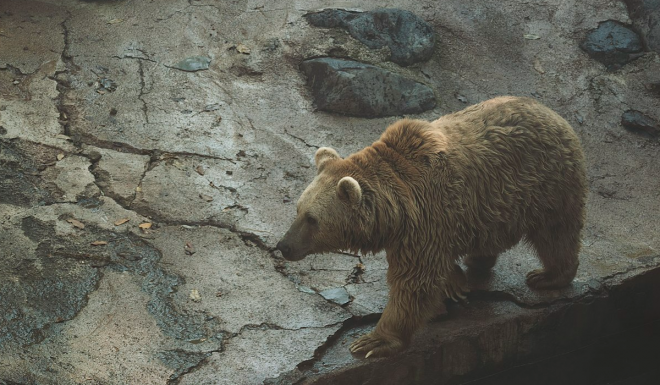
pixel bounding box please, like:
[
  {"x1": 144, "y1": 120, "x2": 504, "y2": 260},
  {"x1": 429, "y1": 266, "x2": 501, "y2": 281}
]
[{"x1": 276, "y1": 241, "x2": 291, "y2": 256}]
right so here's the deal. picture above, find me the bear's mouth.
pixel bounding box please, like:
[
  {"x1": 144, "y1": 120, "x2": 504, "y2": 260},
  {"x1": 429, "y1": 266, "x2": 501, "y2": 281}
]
[{"x1": 275, "y1": 242, "x2": 310, "y2": 261}]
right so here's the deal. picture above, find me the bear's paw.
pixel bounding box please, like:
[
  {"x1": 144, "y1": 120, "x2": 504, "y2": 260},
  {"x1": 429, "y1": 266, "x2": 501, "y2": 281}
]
[{"x1": 349, "y1": 332, "x2": 404, "y2": 358}]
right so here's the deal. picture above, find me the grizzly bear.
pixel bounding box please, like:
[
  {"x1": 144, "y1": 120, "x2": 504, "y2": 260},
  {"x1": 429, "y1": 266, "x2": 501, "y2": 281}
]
[{"x1": 276, "y1": 96, "x2": 587, "y2": 358}]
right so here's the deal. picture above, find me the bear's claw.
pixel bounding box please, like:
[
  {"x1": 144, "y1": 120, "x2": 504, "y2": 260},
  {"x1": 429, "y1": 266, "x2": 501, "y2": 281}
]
[
  {"x1": 526, "y1": 268, "x2": 568, "y2": 289},
  {"x1": 349, "y1": 332, "x2": 403, "y2": 358}
]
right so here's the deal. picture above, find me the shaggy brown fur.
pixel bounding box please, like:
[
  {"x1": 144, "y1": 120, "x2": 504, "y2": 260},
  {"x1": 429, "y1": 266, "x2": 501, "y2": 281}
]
[{"x1": 277, "y1": 96, "x2": 587, "y2": 358}]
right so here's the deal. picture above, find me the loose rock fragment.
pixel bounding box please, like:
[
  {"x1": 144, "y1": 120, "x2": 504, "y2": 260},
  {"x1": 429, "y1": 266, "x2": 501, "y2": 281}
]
[
  {"x1": 456, "y1": 94, "x2": 468, "y2": 103},
  {"x1": 171, "y1": 56, "x2": 211, "y2": 72},
  {"x1": 319, "y1": 287, "x2": 351, "y2": 306},
  {"x1": 297, "y1": 285, "x2": 316, "y2": 295},
  {"x1": 57, "y1": 153, "x2": 65, "y2": 161},
  {"x1": 139, "y1": 222, "x2": 152, "y2": 230},
  {"x1": 96, "y1": 78, "x2": 117, "y2": 94}
]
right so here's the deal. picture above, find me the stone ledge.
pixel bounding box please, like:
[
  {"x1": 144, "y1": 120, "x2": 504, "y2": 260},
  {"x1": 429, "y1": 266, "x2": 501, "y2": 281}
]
[{"x1": 267, "y1": 267, "x2": 660, "y2": 385}]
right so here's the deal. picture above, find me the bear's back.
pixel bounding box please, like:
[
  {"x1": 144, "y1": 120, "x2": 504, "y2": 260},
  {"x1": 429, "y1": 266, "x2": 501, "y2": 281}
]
[{"x1": 377, "y1": 97, "x2": 587, "y2": 255}]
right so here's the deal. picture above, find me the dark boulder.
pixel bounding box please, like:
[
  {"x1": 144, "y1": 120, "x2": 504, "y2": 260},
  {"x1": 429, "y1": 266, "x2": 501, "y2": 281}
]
[
  {"x1": 299, "y1": 58, "x2": 436, "y2": 118},
  {"x1": 621, "y1": 110, "x2": 660, "y2": 137},
  {"x1": 581, "y1": 21, "x2": 643, "y2": 68},
  {"x1": 305, "y1": 9, "x2": 436, "y2": 66}
]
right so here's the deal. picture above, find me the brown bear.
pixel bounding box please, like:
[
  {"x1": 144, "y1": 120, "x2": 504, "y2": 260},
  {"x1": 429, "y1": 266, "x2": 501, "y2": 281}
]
[{"x1": 276, "y1": 96, "x2": 587, "y2": 358}]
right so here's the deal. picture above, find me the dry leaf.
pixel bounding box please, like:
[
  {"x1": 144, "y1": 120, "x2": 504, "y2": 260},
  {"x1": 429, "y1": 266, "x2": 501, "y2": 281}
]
[
  {"x1": 66, "y1": 218, "x2": 85, "y2": 229},
  {"x1": 236, "y1": 43, "x2": 251, "y2": 54},
  {"x1": 184, "y1": 241, "x2": 196, "y2": 255},
  {"x1": 533, "y1": 58, "x2": 545, "y2": 74},
  {"x1": 195, "y1": 165, "x2": 205, "y2": 175},
  {"x1": 107, "y1": 18, "x2": 124, "y2": 25},
  {"x1": 523, "y1": 34, "x2": 540, "y2": 40},
  {"x1": 139, "y1": 222, "x2": 152, "y2": 229},
  {"x1": 114, "y1": 218, "x2": 130, "y2": 226},
  {"x1": 190, "y1": 289, "x2": 202, "y2": 302},
  {"x1": 57, "y1": 153, "x2": 65, "y2": 161},
  {"x1": 55, "y1": 134, "x2": 71, "y2": 141},
  {"x1": 215, "y1": 292, "x2": 223, "y2": 297},
  {"x1": 135, "y1": 186, "x2": 142, "y2": 192},
  {"x1": 91, "y1": 240, "x2": 108, "y2": 246},
  {"x1": 199, "y1": 193, "x2": 214, "y2": 202},
  {"x1": 172, "y1": 160, "x2": 186, "y2": 170}
]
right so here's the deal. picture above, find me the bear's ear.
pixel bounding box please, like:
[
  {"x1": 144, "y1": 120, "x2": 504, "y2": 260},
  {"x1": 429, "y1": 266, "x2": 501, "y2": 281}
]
[
  {"x1": 315, "y1": 147, "x2": 341, "y2": 173},
  {"x1": 336, "y1": 176, "x2": 362, "y2": 205}
]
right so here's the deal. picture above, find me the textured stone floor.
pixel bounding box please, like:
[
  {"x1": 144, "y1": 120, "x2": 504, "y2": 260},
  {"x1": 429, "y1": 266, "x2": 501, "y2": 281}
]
[{"x1": 1, "y1": 0, "x2": 659, "y2": 384}]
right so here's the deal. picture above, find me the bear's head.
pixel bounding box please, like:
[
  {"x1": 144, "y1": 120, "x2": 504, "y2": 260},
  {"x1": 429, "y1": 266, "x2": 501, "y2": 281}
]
[{"x1": 276, "y1": 147, "x2": 367, "y2": 261}]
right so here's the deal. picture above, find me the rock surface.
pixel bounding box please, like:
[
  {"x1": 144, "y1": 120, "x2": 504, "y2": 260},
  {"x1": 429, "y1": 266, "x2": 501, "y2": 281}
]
[
  {"x1": 581, "y1": 20, "x2": 644, "y2": 68},
  {"x1": 1, "y1": 0, "x2": 659, "y2": 384},
  {"x1": 305, "y1": 8, "x2": 436, "y2": 66},
  {"x1": 625, "y1": 0, "x2": 660, "y2": 53},
  {"x1": 299, "y1": 57, "x2": 436, "y2": 117}
]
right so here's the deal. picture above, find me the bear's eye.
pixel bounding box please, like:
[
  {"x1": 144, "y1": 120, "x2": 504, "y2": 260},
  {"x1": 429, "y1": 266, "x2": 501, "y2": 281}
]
[{"x1": 306, "y1": 215, "x2": 318, "y2": 226}]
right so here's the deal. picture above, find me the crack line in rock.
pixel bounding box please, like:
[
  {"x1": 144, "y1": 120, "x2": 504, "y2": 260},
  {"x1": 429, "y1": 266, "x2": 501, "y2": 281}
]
[
  {"x1": 54, "y1": 11, "x2": 74, "y2": 138},
  {"x1": 284, "y1": 129, "x2": 320, "y2": 149},
  {"x1": 112, "y1": 54, "x2": 158, "y2": 63},
  {"x1": 137, "y1": 59, "x2": 150, "y2": 124}
]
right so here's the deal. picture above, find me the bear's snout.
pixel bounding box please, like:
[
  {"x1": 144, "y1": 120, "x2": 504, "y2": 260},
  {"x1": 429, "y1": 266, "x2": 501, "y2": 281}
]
[
  {"x1": 276, "y1": 237, "x2": 309, "y2": 261},
  {"x1": 276, "y1": 241, "x2": 291, "y2": 257}
]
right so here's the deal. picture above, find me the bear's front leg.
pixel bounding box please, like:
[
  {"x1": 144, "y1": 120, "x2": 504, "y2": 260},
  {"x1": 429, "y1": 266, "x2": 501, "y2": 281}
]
[{"x1": 350, "y1": 284, "x2": 443, "y2": 358}]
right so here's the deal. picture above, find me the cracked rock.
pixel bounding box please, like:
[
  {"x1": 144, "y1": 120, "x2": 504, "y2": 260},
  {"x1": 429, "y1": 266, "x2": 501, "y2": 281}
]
[
  {"x1": 319, "y1": 287, "x2": 351, "y2": 306},
  {"x1": 41, "y1": 154, "x2": 100, "y2": 202},
  {"x1": 0, "y1": 140, "x2": 65, "y2": 206},
  {"x1": 621, "y1": 110, "x2": 660, "y2": 137},
  {"x1": 299, "y1": 57, "x2": 436, "y2": 117},
  {"x1": 305, "y1": 8, "x2": 436, "y2": 66},
  {"x1": 90, "y1": 147, "x2": 151, "y2": 206},
  {"x1": 151, "y1": 226, "x2": 350, "y2": 334},
  {"x1": 0, "y1": 216, "x2": 102, "y2": 346},
  {"x1": 132, "y1": 158, "x2": 239, "y2": 224},
  {"x1": 158, "y1": 349, "x2": 212, "y2": 381},
  {"x1": 179, "y1": 326, "x2": 342, "y2": 385},
  {"x1": 580, "y1": 21, "x2": 643, "y2": 68}
]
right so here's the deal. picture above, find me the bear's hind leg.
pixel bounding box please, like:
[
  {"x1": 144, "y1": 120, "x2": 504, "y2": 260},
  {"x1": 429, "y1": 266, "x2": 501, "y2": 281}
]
[
  {"x1": 464, "y1": 254, "x2": 498, "y2": 270},
  {"x1": 526, "y1": 223, "x2": 581, "y2": 289}
]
